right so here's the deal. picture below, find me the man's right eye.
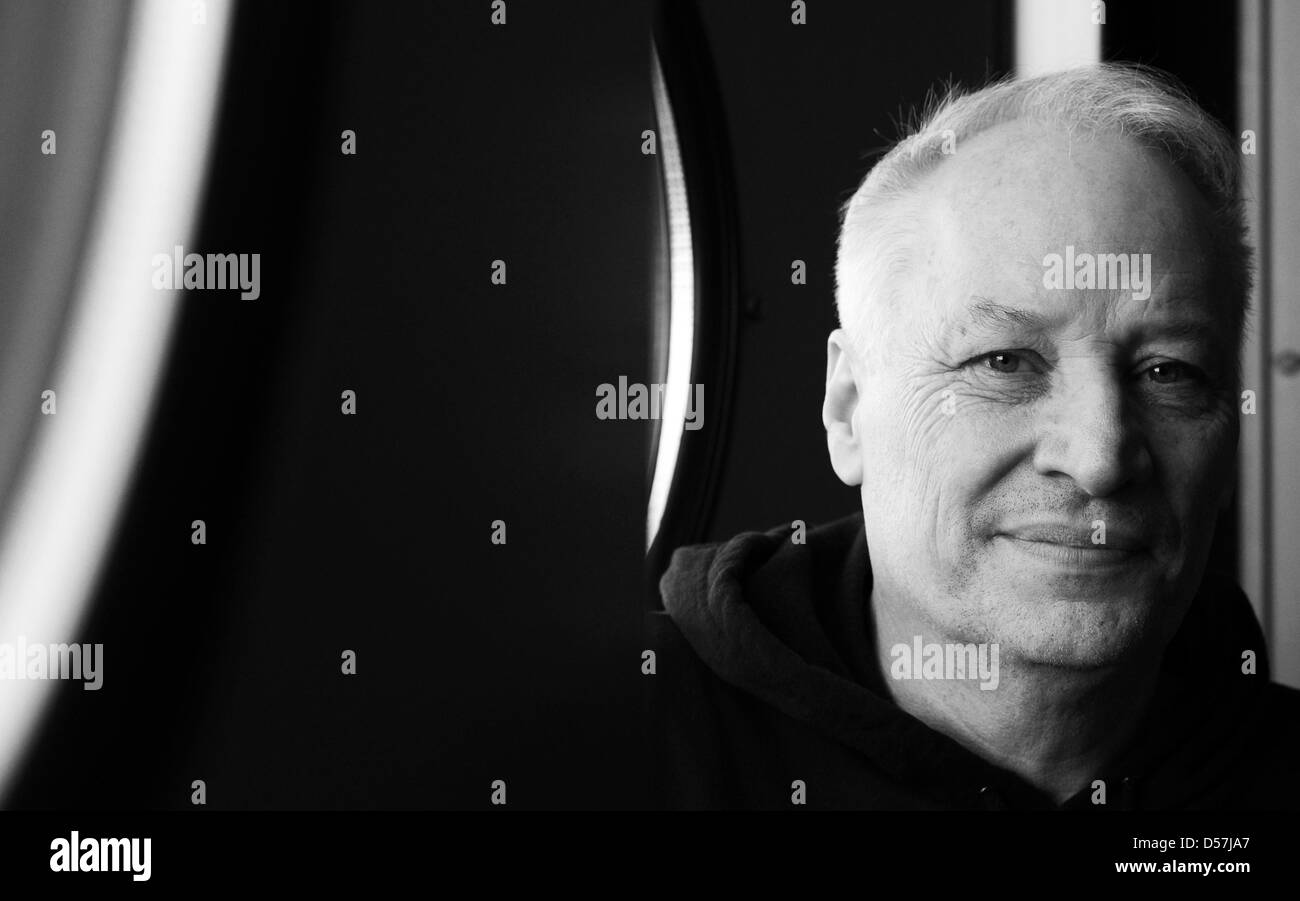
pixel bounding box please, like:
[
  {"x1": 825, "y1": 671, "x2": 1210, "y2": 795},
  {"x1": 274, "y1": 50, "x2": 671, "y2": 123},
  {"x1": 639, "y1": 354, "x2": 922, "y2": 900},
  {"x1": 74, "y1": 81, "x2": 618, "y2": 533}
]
[{"x1": 975, "y1": 351, "x2": 1027, "y2": 373}]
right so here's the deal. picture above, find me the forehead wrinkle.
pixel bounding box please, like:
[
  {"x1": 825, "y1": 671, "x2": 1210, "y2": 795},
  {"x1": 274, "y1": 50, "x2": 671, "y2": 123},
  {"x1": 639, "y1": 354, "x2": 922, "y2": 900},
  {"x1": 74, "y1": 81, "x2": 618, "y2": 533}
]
[{"x1": 906, "y1": 131, "x2": 1228, "y2": 358}]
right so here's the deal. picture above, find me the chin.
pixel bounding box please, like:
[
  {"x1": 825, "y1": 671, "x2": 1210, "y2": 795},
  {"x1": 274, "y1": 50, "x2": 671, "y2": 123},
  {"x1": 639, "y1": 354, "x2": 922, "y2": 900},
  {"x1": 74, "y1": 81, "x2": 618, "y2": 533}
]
[{"x1": 988, "y1": 600, "x2": 1168, "y2": 670}]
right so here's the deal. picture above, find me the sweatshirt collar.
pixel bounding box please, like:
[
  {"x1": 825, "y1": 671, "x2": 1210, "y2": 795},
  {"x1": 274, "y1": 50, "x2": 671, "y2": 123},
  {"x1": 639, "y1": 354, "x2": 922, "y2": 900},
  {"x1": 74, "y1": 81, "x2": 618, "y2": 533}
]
[{"x1": 661, "y1": 513, "x2": 1268, "y2": 809}]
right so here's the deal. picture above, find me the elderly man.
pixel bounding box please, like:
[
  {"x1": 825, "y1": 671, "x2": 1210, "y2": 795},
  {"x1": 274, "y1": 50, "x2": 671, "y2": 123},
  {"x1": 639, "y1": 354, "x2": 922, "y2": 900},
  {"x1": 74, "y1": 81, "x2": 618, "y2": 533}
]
[{"x1": 648, "y1": 63, "x2": 1300, "y2": 810}]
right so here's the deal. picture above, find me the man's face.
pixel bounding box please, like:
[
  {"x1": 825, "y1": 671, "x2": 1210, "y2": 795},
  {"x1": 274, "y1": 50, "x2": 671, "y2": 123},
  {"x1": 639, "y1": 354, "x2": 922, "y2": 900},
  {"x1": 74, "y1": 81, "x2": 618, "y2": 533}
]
[{"x1": 842, "y1": 120, "x2": 1239, "y2": 668}]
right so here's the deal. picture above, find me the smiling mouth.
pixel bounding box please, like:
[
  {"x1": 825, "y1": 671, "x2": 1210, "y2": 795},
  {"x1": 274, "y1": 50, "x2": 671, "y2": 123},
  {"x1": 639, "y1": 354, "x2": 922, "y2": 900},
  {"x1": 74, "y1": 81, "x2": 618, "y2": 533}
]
[{"x1": 996, "y1": 534, "x2": 1146, "y2": 569}]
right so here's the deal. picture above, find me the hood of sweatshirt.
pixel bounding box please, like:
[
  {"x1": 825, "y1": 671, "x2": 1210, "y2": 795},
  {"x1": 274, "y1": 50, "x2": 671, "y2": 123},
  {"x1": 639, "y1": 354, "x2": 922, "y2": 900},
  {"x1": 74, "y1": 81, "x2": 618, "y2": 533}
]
[{"x1": 658, "y1": 512, "x2": 1280, "y2": 809}]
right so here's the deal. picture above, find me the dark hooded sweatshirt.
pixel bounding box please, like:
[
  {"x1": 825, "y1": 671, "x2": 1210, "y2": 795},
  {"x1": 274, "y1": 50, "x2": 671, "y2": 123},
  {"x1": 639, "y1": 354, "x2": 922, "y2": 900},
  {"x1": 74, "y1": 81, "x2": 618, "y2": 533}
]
[{"x1": 647, "y1": 513, "x2": 1300, "y2": 810}]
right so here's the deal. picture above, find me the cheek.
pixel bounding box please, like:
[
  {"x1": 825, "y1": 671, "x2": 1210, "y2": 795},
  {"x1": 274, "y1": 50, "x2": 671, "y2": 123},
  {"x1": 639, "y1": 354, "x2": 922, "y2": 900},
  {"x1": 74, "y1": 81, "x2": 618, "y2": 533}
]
[
  {"x1": 1150, "y1": 412, "x2": 1237, "y2": 522},
  {"x1": 927, "y1": 410, "x2": 1029, "y2": 541},
  {"x1": 859, "y1": 376, "x2": 955, "y2": 478},
  {"x1": 868, "y1": 379, "x2": 1002, "y2": 538}
]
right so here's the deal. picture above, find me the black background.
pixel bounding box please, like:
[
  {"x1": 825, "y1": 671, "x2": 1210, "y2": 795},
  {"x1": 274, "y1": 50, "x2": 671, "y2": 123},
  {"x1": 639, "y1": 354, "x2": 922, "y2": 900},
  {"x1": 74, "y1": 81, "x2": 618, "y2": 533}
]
[{"x1": 10, "y1": 0, "x2": 651, "y2": 810}]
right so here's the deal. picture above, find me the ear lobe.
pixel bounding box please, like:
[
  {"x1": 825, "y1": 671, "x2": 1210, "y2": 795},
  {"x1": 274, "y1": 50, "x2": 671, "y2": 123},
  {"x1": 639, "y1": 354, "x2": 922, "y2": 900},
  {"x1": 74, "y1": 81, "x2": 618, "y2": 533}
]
[{"x1": 823, "y1": 329, "x2": 864, "y2": 486}]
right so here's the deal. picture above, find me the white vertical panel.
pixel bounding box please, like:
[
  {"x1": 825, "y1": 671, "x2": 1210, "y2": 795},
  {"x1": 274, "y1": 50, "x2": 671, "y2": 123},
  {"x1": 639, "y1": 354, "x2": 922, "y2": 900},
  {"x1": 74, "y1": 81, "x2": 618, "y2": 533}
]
[
  {"x1": 1016, "y1": 0, "x2": 1102, "y2": 77},
  {"x1": 1238, "y1": 0, "x2": 1269, "y2": 639},
  {"x1": 1265, "y1": 0, "x2": 1300, "y2": 688},
  {"x1": 1240, "y1": 0, "x2": 1300, "y2": 689}
]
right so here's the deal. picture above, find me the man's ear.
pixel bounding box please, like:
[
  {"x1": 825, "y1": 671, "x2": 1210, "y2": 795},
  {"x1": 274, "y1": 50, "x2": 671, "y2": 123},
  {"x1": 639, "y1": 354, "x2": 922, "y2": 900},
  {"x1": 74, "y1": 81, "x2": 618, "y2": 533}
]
[{"x1": 823, "y1": 329, "x2": 864, "y2": 486}]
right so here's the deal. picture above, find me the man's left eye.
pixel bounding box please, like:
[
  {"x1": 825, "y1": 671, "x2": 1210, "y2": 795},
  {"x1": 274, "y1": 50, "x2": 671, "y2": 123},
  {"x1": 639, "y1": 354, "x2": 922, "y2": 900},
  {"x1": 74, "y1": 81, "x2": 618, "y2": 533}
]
[{"x1": 1144, "y1": 361, "x2": 1202, "y2": 384}]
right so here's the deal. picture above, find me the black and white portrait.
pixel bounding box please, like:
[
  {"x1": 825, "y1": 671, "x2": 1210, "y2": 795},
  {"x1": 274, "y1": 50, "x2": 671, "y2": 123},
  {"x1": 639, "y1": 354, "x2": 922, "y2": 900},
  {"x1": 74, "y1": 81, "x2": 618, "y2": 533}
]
[{"x1": 647, "y1": 0, "x2": 1300, "y2": 813}]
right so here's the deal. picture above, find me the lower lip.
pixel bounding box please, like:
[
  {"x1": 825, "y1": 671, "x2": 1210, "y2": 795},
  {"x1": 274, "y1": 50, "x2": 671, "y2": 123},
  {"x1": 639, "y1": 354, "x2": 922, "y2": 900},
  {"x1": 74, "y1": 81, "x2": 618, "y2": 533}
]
[{"x1": 996, "y1": 535, "x2": 1145, "y2": 570}]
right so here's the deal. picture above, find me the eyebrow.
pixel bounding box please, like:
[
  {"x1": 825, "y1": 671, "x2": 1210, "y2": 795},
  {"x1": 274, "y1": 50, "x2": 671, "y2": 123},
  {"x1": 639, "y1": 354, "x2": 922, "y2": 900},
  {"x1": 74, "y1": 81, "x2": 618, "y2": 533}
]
[
  {"x1": 957, "y1": 297, "x2": 1224, "y2": 347},
  {"x1": 963, "y1": 298, "x2": 1050, "y2": 333},
  {"x1": 1138, "y1": 317, "x2": 1224, "y2": 346}
]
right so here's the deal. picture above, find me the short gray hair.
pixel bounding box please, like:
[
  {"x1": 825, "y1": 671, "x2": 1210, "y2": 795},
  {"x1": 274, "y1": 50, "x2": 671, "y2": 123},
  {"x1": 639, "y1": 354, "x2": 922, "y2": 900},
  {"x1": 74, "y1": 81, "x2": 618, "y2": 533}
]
[{"x1": 833, "y1": 63, "x2": 1252, "y2": 368}]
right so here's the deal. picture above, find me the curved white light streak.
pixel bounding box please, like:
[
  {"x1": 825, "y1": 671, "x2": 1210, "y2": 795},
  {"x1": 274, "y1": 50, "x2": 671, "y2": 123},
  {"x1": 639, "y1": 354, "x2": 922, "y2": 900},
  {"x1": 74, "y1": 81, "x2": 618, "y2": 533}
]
[
  {"x1": 647, "y1": 47, "x2": 696, "y2": 550},
  {"x1": 0, "y1": 0, "x2": 234, "y2": 802}
]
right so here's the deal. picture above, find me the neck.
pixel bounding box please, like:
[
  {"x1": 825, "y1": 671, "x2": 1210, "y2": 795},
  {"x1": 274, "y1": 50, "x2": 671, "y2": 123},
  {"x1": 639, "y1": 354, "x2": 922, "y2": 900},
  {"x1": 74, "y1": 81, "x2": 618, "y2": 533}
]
[{"x1": 870, "y1": 585, "x2": 1161, "y2": 804}]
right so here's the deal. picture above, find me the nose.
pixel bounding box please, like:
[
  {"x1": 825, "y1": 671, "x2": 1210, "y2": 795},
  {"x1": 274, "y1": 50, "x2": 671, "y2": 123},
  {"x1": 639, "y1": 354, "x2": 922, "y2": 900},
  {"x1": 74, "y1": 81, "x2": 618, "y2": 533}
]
[{"x1": 1032, "y1": 370, "x2": 1152, "y2": 497}]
